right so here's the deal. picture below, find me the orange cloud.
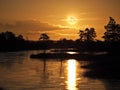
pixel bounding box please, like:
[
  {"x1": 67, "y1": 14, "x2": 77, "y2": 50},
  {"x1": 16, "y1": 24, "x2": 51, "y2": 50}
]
[{"x1": 0, "y1": 20, "x2": 68, "y2": 33}]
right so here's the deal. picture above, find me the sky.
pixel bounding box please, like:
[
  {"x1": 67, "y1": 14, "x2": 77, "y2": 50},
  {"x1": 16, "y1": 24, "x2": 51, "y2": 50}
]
[{"x1": 0, "y1": 0, "x2": 120, "y2": 40}]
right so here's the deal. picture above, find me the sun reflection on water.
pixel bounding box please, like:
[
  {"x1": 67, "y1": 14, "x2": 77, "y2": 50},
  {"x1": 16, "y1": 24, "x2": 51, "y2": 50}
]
[
  {"x1": 66, "y1": 51, "x2": 77, "y2": 54},
  {"x1": 67, "y1": 59, "x2": 77, "y2": 90}
]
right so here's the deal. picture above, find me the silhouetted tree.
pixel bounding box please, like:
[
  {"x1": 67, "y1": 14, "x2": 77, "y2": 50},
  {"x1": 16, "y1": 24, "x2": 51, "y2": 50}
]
[
  {"x1": 0, "y1": 32, "x2": 6, "y2": 42},
  {"x1": 5, "y1": 31, "x2": 16, "y2": 41},
  {"x1": 79, "y1": 28, "x2": 96, "y2": 41},
  {"x1": 0, "y1": 31, "x2": 16, "y2": 42},
  {"x1": 79, "y1": 30, "x2": 84, "y2": 40},
  {"x1": 39, "y1": 33, "x2": 50, "y2": 41},
  {"x1": 38, "y1": 33, "x2": 50, "y2": 54},
  {"x1": 16, "y1": 34, "x2": 24, "y2": 41},
  {"x1": 103, "y1": 17, "x2": 120, "y2": 41},
  {"x1": 0, "y1": 31, "x2": 27, "y2": 51}
]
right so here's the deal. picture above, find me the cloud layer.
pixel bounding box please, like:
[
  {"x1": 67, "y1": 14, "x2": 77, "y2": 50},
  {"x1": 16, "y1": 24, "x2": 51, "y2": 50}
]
[
  {"x1": 0, "y1": 20, "x2": 70, "y2": 40},
  {"x1": 0, "y1": 20, "x2": 66, "y2": 32}
]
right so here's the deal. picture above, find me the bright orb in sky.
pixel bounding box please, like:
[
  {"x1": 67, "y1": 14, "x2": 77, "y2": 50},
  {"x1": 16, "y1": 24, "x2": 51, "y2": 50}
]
[{"x1": 67, "y1": 16, "x2": 77, "y2": 25}]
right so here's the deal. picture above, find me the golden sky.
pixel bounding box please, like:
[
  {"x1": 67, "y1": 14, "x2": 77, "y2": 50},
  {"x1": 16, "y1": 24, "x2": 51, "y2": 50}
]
[{"x1": 0, "y1": 0, "x2": 120, "y2": 40}]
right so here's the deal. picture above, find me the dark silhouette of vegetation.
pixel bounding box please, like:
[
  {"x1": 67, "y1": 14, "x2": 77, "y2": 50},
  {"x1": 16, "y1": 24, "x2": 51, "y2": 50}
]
[
  {"x1": 0, "y1": 17, "x2": 120, "y2": 53},
  {"x1": 0, "y1": 31, "x2": 26, "y2": 52},
  {"x1": 17, "y1": 34, "x2": 24, "y2": 41},
  {"x1": 39, "y1": 33, "x2": 50, "y2": 41},
  {"x1": 103, "y1": 17, "x2": 120, "y2": 41},
  {"x1": 79, "y1": 28, "x2": 96, "y2": 41},
  {"x1": 38, "y1": 33, "x2": 50, "y2": 54}
]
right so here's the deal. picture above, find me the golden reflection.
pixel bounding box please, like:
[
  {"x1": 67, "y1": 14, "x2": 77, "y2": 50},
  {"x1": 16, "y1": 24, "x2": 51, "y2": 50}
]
[
  {"x1": 66, "y1": 51, "x2": 79, "y2": 54},
  {"x1": 66, "y1": 51, "x2": 76, "y2": 54},
  {"x1": 67, "y1": 59, "x2": 77, "y2": 90}
]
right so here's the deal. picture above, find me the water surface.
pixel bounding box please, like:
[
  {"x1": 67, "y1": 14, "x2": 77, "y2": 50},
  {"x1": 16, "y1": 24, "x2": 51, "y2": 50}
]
[{"x1": 0, "y1": 51, "x2": 120, "y2": 90}]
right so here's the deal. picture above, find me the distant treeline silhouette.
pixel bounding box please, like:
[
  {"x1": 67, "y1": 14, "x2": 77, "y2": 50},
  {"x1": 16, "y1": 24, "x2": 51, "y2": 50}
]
[{"x1": 0, "y1": 17, "x2": 120, "y2": 52}]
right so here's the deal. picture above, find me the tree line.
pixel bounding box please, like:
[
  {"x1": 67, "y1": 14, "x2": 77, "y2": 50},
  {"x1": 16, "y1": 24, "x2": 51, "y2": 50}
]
[
  {"x1": 0, "y1": 17, "x2": 120, "y2": 52},
  {"x1": 38, "y1": 17, "x2": 120, "y2": 42}
]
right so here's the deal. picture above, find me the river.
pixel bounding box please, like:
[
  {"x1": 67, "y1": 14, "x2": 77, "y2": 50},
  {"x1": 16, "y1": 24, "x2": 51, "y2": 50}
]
[{"x1": 0, "y1": 51, "x2": 120, "y2": 90}]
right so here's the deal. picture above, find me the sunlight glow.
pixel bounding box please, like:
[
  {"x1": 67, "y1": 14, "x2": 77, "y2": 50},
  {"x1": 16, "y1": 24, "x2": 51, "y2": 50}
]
[
  {"x1": 67, "y1": 59, "x2": 76, "y2": 90},
  {"x1": 67, "y1": 16, "x2": 77, "y2": 25}
]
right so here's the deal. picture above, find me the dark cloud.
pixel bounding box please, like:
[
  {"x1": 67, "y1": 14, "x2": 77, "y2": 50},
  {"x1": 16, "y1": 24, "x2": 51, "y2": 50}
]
[
  {"x1": 0, "y1": 20, "x2": 66, "y2": 33},
  {"x1": 0, "y1": 20, "x2": 70, "y2": 40}
]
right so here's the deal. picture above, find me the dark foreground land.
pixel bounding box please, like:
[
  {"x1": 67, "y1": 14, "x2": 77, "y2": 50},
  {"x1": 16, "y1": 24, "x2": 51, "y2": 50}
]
[{"x1": 81, "y1": 53, "x2": 120, "y2": 79}]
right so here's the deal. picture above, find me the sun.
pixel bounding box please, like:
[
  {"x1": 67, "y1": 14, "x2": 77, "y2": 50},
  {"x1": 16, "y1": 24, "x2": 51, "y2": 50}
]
[{"x1": 67, "y1": 16, "x2": 77, "y2": 25}]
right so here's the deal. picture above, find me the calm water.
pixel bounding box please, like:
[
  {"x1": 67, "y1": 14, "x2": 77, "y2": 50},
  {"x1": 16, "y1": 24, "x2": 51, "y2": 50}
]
[{"x1": 0, "y1": 51, "x2": 120, "y2": 90}]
